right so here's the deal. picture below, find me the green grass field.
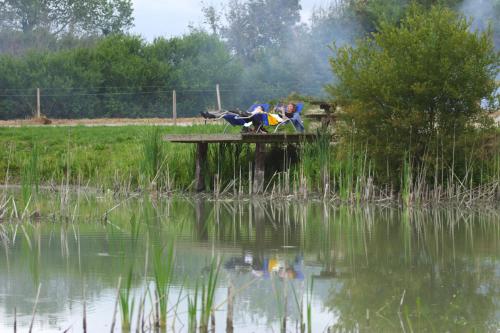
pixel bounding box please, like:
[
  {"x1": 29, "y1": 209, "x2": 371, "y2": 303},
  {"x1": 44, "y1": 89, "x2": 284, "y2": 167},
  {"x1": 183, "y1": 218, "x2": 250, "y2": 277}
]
[{"x1": 0, "y1": 125, "x2": 231, "y2": 191}]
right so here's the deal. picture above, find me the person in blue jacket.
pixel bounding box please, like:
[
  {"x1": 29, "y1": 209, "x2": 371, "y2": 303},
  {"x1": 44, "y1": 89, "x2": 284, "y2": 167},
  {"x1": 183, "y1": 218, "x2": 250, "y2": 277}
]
[{"x1": 279, "y1": 103, "x2": 304, "y2": 132}]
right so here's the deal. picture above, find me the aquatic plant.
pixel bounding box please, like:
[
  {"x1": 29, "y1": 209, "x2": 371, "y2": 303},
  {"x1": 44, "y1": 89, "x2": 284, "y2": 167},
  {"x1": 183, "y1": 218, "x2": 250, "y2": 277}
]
[
  {"x1": 118, "y1": 267, "x2": 135, "y2": 331},
  {"x1": 200, "y1": 258, "x2": 221, "y2": 333},
  {"x1": 152, "y1": 242, "x2": 175, "y2": 328},
  {"x1": 401, "y1": 155, "x2": 412, "y2": 206},
  {"x1": 187, "y1": 281, "x2": 199, "y2": 333},
  {"x1": 306, "y1": 279, "x2": 314, "y2": 333},
  {"x1": 141, "y1": 126, "x2": 167, "y2": 191},
  {"x1": 21, "y1": 143, "x2": 40, "y2": 207}
]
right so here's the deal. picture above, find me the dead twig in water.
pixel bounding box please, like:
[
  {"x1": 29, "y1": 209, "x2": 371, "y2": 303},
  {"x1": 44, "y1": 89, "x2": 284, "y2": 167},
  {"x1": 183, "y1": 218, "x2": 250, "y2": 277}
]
[
  {"x1": 399, "y1": 289, "x2": 406, "y2": 312},
  {"x1": 83, "y1": 285, "x2": 87, "y2": 333},
  {"x1": 28, "y1": 283, "x2": 42, "y2": 333},
  {"x1": 110, "y1": 276, "x2": 122, "y2": 333}
]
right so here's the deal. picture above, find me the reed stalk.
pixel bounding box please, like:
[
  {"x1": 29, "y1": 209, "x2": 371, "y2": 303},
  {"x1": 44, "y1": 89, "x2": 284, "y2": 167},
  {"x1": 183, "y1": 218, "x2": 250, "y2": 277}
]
[
  {"x1": 110, "y1": 277, "x2": 122, "y2": 333},
  {"x1": 83, "y1": 286, "x2": 87, "y2": 333},
  {"x1": 28, "y1": 283, "x2": 41, "y2": 333},
  {"x1": 141, "y1": 126, "x2": 167, "y2": 192},
  {"x1": 152, "y1": 242, "x2": 175, "y2": 328},
  {"x1": 21, "y1": 144, "x2": 40, "y2": 209},
  {"x1": 119, "y1": 267, "x2": 135, "y2": 331},
  {"x1": 200, "y1": 257, "x2": 221, "y2": 333},
  {"x1": 306, "y1": 279, "x2": 314, "y2": 333},
  {"x1": 187, "y1": 282, "x2": 199, "y2": 333}
]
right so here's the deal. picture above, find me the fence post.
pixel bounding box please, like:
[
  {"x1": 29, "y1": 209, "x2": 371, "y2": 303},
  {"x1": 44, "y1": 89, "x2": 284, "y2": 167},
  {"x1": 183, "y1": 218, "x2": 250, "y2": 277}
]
[
  {"x1": 216, "y1": 84, "x2": 222, "y2": 111},
  {"x1": 172, "y1": 90, "x2": 177, "y2": 125},
  {"x1": 36, "y1": 88, "x2": 41, "y2": 118}
]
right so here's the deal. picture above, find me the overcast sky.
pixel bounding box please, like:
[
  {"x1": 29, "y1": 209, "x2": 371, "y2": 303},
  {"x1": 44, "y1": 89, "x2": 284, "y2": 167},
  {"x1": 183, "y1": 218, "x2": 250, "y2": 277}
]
[{"x1": 131, "y1": 0, "x2": 329, "y2": 40}]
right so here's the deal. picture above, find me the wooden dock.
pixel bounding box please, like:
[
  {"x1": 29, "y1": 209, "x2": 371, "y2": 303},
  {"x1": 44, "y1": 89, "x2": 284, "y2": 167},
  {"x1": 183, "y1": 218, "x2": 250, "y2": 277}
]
[
  {"x1": 163, "y1": 133, "x2": 319, "y2": 143},
  {"x1": 164, "y1": 133, "x2": 323, "y2": 193}
]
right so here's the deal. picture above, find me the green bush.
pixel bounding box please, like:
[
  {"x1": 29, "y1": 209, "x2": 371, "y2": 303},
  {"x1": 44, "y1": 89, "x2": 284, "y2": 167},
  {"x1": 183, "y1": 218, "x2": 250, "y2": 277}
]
[{"x1": 328, "y1": 4, "x2": 500, "y2": 186}]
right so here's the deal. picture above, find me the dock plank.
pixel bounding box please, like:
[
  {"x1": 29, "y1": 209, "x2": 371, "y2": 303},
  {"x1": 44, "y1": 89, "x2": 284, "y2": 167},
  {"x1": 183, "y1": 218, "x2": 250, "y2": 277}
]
[
  {"x1": 163, "y1": 134, "x2": 243, "y2": 143},
  {"x1": 163, "y1": 133, "x2": 321, "y2": 144}
]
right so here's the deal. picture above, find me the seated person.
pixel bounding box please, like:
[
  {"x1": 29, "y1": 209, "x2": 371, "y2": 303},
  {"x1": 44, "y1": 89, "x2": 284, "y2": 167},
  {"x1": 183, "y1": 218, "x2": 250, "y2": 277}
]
[
  {"x1": 202, "y1": 105, "x2": 269, "y2": 132},
  {"x1": 200, "y1": 105, "x2": 264, "y2": 119},
  {"x1": 248, "y1": 105, "x2": 267, "y2": 132},
  {"x1": 276, "y1": 103, "x2": 304, "y2": 132}
]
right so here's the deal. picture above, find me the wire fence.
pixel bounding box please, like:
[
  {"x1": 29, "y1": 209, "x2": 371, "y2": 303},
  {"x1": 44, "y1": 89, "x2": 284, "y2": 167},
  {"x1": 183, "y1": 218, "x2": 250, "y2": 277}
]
[{"x1": 0, "y1": 84, "x2": 326, "y2": 120}]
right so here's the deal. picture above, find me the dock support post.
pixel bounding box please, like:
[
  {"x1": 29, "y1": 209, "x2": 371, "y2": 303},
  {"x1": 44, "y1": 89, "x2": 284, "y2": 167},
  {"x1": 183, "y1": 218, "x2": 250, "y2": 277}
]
[
  {"x1": 172, "y1": 90, "x2": 177, "y2": 125},
  {"x1": 36, "y1": 88, "x2": 41, "y2": 118},
  {"x1": 253, "y1": 143, "x2": 266, "y2": 194},
  {"x1": 216, "y1": 84, "x2": 222, "y2": 111},
  {"x1": 195, "y1": 142, "x2": 208, "y2": 192}
]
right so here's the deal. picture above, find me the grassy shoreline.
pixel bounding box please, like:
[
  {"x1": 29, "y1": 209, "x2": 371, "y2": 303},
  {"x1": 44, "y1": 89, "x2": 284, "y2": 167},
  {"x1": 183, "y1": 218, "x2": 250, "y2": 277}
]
[
  {"x1": 0, "y1": 125, "x2": 217, "y2": 191},
  {"x1": 1, "y1": 125, "x2": 499, "y2": 204}
]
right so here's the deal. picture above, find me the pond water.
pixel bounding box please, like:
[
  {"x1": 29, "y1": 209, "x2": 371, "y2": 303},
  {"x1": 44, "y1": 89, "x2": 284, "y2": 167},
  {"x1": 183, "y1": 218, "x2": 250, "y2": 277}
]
[{"x1": 0, "y1": 194, "x2": 499, "y2": 332}]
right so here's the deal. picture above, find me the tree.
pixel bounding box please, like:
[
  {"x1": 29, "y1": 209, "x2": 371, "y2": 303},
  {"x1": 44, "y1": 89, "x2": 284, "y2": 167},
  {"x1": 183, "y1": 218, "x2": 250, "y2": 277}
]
[
  {"x1": 330, "y1": 0, "x2": 464, "y2": 34},
  {"x1": 328, "y1": 4, "x2": 499, "y2": 184},
  {"x1": 201, "y1": 4, "x2": 221, "y2": 35},
  {"x1": 0, "y1": 0, "x2": 133, "y2": 36},
  {"x1": 0, "y1": 33, "x2": 243, "y2": 119},
  {"x1": 220, "y1": 0, "x2": 301, "y2": 62}
]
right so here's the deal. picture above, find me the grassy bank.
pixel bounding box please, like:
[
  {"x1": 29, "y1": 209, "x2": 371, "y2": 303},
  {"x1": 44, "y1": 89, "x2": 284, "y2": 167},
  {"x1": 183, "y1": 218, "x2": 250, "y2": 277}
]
[
  {"x1": 0, "y1": 125, "x2": 228, "y2": 192},
  {"x1": 1, "y1": 125, "x2": 499, "y2": 204}
]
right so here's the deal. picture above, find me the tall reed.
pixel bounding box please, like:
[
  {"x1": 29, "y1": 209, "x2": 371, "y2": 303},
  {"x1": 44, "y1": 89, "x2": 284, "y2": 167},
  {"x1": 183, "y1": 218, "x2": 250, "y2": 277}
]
[
  {"x1": 200, "y1": 258, "x2": 221, "y2": 333},
  {"x1": 306, "y1": 279, "x2": 314, "y2": 333},
  {"x1": 141, "y1": 127, "x2": 167, "y2": 191},
  {"x1": 152, "y1": 242, "x2": 175, "y2": 328},
  {"x1": 118, "y1": 267, "x2": 135, "y2": 331},
  {"x1": 21, "y1": 143, "x2": 40, "y2": 206},
  {"x1": 401, "y1": 155, "x2": 412, "y2": 206},
  {"x1": 187, "y1": 281, "x2": 199, "y2": 333}
]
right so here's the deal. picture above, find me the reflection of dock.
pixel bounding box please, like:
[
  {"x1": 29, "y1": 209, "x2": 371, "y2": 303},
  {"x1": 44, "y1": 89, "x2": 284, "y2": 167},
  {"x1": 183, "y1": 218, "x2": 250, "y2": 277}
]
[{"x1": 164, "y1": 133, "x2": 329, "y2": 193}]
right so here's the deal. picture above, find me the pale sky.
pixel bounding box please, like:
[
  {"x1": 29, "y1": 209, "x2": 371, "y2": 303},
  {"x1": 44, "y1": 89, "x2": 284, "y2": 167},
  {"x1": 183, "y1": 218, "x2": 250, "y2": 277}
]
[{"x1": 131, "y1": 0, "x2": 329, "y2": 40}]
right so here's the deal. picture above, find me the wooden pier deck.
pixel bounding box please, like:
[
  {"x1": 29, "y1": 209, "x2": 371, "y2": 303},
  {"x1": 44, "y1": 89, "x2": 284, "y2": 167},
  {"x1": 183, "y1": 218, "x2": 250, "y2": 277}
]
[
  {"x1": 163, "y1": 133, "x2": 319, "y2": 143},
  {"x1": 163, "y1": 133, "x2": 325, "y2": 193}
]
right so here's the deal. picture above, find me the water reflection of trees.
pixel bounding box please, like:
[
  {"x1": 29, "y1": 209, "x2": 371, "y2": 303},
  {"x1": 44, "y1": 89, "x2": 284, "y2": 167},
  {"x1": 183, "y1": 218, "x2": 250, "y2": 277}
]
[{"x1": 321, "y1": 207, "x2": 500, "y2": 332}]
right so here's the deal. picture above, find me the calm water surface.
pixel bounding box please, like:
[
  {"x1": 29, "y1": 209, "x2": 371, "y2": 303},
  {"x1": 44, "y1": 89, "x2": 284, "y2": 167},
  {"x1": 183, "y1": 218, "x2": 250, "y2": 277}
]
[{"x1": 0, "y1": 195, "x2": 499, "y2": 332}]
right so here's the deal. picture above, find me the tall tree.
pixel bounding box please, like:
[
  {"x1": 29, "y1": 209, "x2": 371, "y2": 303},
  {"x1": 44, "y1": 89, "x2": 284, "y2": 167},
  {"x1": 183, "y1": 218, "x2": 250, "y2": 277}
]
[
  {"x1": 345, "y1": 0, "x2": 463, "y2": 33},
  {"x1": 0, "y1": 0, "x2": 133, "y2": 35},
  {"x1": 328, "y1": 4, "x2": 499, "y2": 184},
  {"x1": 220, "y1": 0, "x2": 301, "y2": 61}
]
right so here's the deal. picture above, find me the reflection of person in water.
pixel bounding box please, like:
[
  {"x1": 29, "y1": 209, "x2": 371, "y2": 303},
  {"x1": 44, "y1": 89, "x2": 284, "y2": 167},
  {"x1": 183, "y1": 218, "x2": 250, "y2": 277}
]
[
  {"x1": 224, "y1": 252, "x2": 304, "y2": 280},
  {"x1": 251, "y1": 254, "x2": 304, "y2": 280},
  {"x1": 224, "y1": 252, "x2": 254, "y2": 272}
]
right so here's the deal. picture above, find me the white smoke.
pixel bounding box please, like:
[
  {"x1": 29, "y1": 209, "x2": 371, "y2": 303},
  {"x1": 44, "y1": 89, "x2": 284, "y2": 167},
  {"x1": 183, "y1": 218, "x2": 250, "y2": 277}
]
[
  {"x1": 460, "y1": 0, "x2": 500, "y2": 48},
  {"x1": 461, "y1": 0, "x2": 500, "y2": 99}
]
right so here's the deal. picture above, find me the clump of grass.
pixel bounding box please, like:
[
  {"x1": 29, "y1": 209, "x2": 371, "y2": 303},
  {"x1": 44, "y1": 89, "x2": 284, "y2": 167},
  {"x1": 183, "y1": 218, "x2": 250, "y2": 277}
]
[
  {"x1": 208, "y1": 142, "x2": 252, "y2": 194},
  {"x1": 152, "y1": 242, "x2": 175, "y2": 328},
  {"x1": 141, "y1": 126, "x2": 167, "y2": 191},
  {"x1": 306, "y1": 279, "x2": 314, "y2": 333},
  {"x1": 21, "y1": 143, "x2": 40, "y2": 206},
  {"x1": 119, "y1": 267, "x2": 135, "y2": 331},
  {"x1": 187, "y1": 281, "x2": 199, "y2": 333},
  {"x1": 200, "y1": 258, "x2": 221, "y2": 333},
  {"x1": 401, "y1": 154, "x2": 412, "y2": 206}
]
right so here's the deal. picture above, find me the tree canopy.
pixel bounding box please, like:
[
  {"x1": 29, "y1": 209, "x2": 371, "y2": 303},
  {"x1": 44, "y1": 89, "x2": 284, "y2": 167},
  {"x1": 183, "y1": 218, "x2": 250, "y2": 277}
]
[
  {"x1": 221, "y1": 0, "x2": 301, "y2": 62},
  {"x1": 0, "y1": 33, "x2": 242, "y2": 119},
  {"x1": 0, "y1": 0, "x2": 133, "y2": 35}
]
